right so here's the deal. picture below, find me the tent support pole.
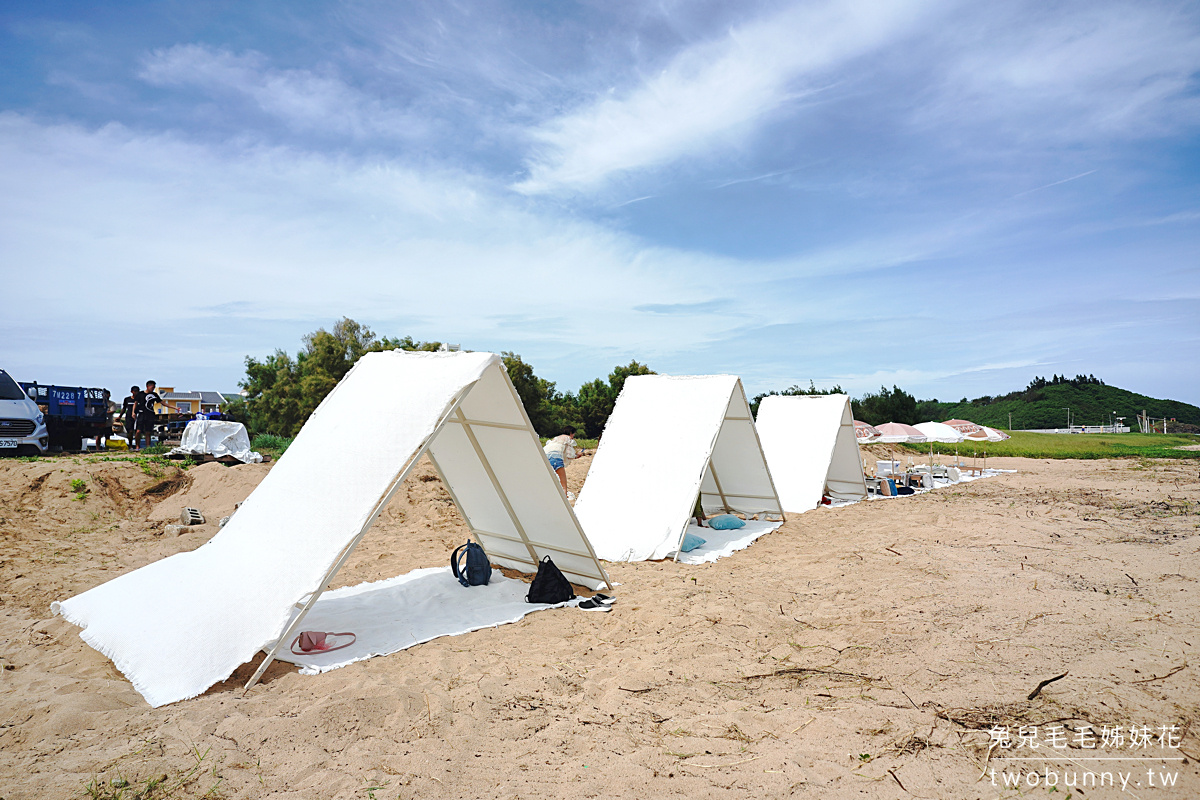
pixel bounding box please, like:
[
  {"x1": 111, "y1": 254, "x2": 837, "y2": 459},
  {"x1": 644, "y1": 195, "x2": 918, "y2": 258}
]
[
  {"x1": 735, "y1": 380, "x2": 786, "y2": 522},
  {"x1": 496, "y1": 366, "x2": 612, "y2": 591},
  {"x1": 465, "y1": 527, "x2": 598, "y2": 561},
  {"x1": 243, "y1": 383, "x2": 476, "y2": 695},
  {"x1": 706, "y1": 462, "x2": 732, "y2": 513},
  {"x1": 673, "y1": 486, "x2": 704, "y2": 563},
  {"x1": 699, "y1": 490, "x2": 782, "y2": 502},
  {"x1": 455, "y1": 408, "x2": 542, "y2": 567}
]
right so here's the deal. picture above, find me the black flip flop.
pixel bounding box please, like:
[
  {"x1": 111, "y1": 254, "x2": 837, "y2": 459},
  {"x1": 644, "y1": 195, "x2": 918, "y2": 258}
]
[{"x1": 578, "y1": 598, "x2": 612, "y2": 611}]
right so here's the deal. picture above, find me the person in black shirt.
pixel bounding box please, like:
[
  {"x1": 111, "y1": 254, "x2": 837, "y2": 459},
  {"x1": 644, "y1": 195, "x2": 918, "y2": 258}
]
[
  {"x1": 134, "y1": 380, "x2": 182, "y2": 450},
  {"x1": 121, "y1": 386, "x2": 139, "y2": 445}
]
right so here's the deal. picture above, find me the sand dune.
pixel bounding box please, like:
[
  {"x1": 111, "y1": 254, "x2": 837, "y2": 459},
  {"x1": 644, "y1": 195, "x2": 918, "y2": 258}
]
[{"x1": 0, "y1": 452, "x2": 1196, "y2": 798}]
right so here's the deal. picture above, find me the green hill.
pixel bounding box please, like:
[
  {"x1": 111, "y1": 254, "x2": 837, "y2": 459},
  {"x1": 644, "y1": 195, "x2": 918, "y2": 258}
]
[{"x1": 913, "y1": 376, "x2": 1200, "y2": 431}]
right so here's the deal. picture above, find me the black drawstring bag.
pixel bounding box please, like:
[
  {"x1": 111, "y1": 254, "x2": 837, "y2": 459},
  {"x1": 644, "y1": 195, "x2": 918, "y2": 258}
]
[{"x1": 525, "y1": 556, "x2": 576, "y2": 604}]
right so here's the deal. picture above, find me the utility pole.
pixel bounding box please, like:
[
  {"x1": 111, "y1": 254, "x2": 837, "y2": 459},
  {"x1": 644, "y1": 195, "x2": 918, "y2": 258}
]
[
  {"x1": 1062, "y1": 407, "x2": 1070, "y2": 432},
  {"x1": 1008, "y1": 411, "x2": 1012, "y2": 431}
]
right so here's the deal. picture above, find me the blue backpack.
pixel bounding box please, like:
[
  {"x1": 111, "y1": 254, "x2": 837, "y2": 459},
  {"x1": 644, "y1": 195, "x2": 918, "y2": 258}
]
[{"x1": 451, "y1": 541, "x2": 492, "y2": 587}]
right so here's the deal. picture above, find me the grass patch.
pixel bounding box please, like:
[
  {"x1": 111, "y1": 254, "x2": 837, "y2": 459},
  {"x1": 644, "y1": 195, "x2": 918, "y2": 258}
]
[
  {"x1": 900, "y1": 431, "x2": 1200, "y2": 460},
  {"x1": 82, "y1": 744, "x2": 223, "y2": 800},
  {"x1": 250, "y1": 434, "x2": 292, "y2": 459},
  {"x1": 96, "y1": 454, "x2": 179, "y2": 477}
]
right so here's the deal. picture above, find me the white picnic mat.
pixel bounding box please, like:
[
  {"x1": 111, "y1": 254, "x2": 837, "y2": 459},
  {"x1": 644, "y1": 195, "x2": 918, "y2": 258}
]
[
  {"x1": 274, "y1": 567, "x2": 575, "y2": 674},
  {"x1": 670, "y1": 519, "x2": 783, "y2": 565},
  {"x1": 956, "y1": 468, "x2": 1017, "y2": 483}
]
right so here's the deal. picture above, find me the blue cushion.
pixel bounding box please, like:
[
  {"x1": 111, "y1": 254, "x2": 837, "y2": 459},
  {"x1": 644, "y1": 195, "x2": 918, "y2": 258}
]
[
  {"x1": 707, "y1": 514, "x2": 747, "y2": 530},
  {"x1": 680, "y1": 532, "x2": 707, "y2": 552}
]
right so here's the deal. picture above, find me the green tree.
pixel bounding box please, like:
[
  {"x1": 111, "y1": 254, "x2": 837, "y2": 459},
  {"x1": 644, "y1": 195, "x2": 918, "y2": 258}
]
[
  {"x1": 750, "y1": 381, "x2": 845, "y2": 417},
  {"x1": 852, "y1": 385, "x2": 918, "y2": 426}
]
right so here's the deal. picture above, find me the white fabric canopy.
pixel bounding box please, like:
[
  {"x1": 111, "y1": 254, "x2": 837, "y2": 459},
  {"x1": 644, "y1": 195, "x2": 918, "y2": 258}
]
[
  {"x1": 573, "y1": 374, "x2": 783, "y2": 562},
  {"x1": 54, "y1": 351, "x2": 609, "y2": 707},
  {"x1": 913, "y1": 421, "x2": 966, "y2": 443},
  {"x1": 171, "y1": 419, "x2": 262, "y2": 463},
  {"x1": 756, "y1": 395, "x2": 868, "y2": 513},
  {"x1": 875, "y1": 422, "x2": 927, "y2": 443}
]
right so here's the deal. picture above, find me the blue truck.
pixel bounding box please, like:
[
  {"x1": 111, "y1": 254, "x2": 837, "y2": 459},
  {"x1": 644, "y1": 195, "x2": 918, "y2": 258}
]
[{"x1": 18, "y1": 381, "x2": 111, "y2": 452}]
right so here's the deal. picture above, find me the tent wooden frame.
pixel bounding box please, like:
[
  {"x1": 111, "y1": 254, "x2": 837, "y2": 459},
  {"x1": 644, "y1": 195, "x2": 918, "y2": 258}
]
[
  {"x1": 676, "y1": 389, "x2": 787, "y2": 561},
  {"x1": 244, "y1": 362, "x2": 610, "y2": 693}
]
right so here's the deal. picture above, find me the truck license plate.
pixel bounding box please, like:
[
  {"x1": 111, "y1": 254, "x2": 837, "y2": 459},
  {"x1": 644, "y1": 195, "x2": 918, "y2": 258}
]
[{"x1": 0, "y1": 439, "x2": 17, "y2": 448}]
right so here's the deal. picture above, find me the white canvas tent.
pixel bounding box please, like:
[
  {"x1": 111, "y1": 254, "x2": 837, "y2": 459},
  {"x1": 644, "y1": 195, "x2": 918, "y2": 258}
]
[
  {"x1": 755, "y1": 395, "x2": 868, "y2": 513},
  {"x1": 53, "y1": 351, "x2": 610, "y2": 707},
  {"x1": 573, "y1": 374, "x2": 784, "y2": 562}
]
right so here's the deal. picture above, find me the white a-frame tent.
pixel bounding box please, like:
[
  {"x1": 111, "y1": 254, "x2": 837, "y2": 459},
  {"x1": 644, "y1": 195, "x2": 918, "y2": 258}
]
[
  {"x1": 755, "y1": 394, "x2": 868, "y2": 513},
  {"x1": 53, "y1": 351, "x2": 610, "y2": 707},
  {"x1": 573, "y1": 374, "x2": 784, "y2": 562}
]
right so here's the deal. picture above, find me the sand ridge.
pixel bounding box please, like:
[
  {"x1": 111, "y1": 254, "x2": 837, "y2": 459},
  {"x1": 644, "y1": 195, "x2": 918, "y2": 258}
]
[{"x1": 0, "y1": 453, "x2": 1197, "y2": 798}]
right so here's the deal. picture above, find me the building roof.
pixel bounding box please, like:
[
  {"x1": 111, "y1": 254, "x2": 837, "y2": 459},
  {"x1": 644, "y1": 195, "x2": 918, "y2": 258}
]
[{"x1": 161, "y1": 390, "x2": 226, "y2": 405}]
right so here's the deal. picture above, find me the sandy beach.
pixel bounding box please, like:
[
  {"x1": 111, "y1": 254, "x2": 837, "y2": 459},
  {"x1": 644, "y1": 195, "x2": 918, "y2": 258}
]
[{"x1": 1, "y1": 452, "x2": 1197, "y2": 798}]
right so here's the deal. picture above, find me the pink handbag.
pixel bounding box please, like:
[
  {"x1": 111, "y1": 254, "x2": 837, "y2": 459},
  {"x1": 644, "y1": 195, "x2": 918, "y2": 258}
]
[{"x1": 290, "y1": 630, "x2": 356, "y2": 655}]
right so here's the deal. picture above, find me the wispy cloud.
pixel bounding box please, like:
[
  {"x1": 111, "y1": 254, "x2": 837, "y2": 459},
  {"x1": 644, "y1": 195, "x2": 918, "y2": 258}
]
[
  {"x1": 0, "y1": 114, "x2": 759, "y2": 389},
  {"x1": 3, "y1": 1, "x2": 1199, "y2": 406},
  {"x1": 138, "y1": 44, "x2": 425, "y2": 139},
  {"x1": 1010, "y1": 169, "x2": 1098, "y2": 198},
  {"x1": 513, "y1": 0, "x2": 934, "y2": 194},
  {"x1": 633, "y1": 300, "x2": 725, "y2": 315},
  {"x1": 929, "y1": 2, "x2": 1200, "y2": 141}
]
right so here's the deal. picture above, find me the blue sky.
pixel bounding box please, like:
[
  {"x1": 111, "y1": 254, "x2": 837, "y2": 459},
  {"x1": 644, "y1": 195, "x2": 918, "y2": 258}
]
[{"x1": 2, "y1": 0, "x2": 1198, "y2": 408}]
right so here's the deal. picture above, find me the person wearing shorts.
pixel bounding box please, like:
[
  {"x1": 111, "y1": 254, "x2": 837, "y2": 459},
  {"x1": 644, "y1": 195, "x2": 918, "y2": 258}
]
[
  {"x1": 121, "y1": 385, "x2": 139, "y2": 444},
  {"x1": 543, "y1": 426, "x2": 579, "y2": 499},
  {"x1": 134, "y1": 380, "x2": 182, "y2": 450}
]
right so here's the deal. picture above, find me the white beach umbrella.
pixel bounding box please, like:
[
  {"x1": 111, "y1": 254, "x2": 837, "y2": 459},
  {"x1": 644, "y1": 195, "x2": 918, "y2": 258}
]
[{"x1": 913, "y1": 421, "x2": 965, "y2": 443}]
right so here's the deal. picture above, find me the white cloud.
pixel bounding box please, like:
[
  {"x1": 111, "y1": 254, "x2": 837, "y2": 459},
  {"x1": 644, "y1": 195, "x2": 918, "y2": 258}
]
[
  {"x1": 514, "y1": 0, "x2": 935, "y2": 194},
  {"x1": 0, "y1": 114, "x2": 767, "y2": 390},
  {"x1": 138, "y1": 44, "x2": 425, "y2": 139},
  {"x1": 929, "y1": 2, "x2": 1200, "y2": 141}
]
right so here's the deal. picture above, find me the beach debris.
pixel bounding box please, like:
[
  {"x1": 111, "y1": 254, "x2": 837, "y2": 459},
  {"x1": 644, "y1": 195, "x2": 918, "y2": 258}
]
[
  {"x1": 1026, "y1": 671, "x2": 1068, "y2": 700},
  {"x1": 1131, "y1": 662, "x2": 1188, "y2": 684},
  {"x1": 180, "y1": 507, "x2": 204, "y2": 525}
]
